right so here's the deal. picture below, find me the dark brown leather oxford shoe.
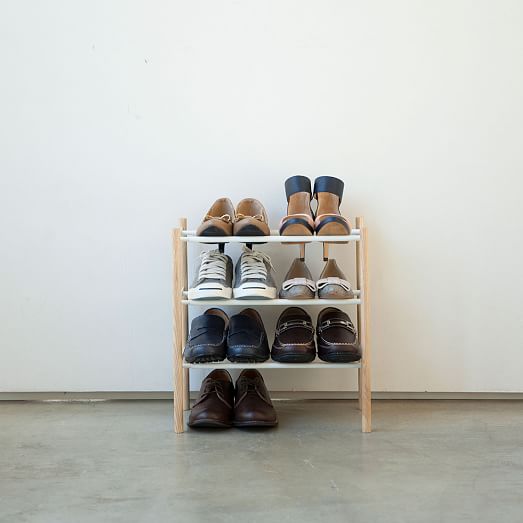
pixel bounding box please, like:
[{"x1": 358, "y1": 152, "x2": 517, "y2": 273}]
[
  {"x1": 233, "y1": 370, "x2": 278, "y2": 427},
  {"x1": 188, "y1": 370, "x2": 234, "y2": 428},
  {"x1": 316, "y1": 307, "x2": 361, "y2": 363},
  {"x1": 271, "y1": 307, "x2": 316, "y2": 363}
]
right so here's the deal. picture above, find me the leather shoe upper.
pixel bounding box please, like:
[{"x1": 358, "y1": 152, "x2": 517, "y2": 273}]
[
  {"x1": 271, "y1": 307, "x2": 316, "y2": 363},
  {"x1": 234, "y1": 370, "x2": 278, "y2": 427},
  {"x1": 184, "y1": 309, "x2": 228, "y2": 363},
  {"x1": 188, "y1": 370, "x2": 234, "y2": 428},
  {"x1": 316, "y1": 307, "x2": 361, "y2": 363},
  {"x1": 227, "y1": 308, "x2": 270, "y2": 362}
]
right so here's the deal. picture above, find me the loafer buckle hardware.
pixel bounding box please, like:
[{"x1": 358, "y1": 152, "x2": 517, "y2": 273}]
[
  {"x1": 276, "y1": 320, "x2": 314, "y2": 336},
  {"x1": 319, "y1": 319, "x2": 355, "y2": 333}
]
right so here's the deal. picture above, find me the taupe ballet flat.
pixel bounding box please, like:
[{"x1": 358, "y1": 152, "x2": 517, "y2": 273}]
[
  {"x1": 279, "y1": 258, "x2": 316, "y2": 299},
  {"x1": 317, "y1": 259, "x2": 354, "y2": 299}
]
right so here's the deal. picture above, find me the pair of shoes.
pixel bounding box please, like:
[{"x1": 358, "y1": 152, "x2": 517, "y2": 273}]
[
  {"x1": 271, "y1": 307, "x2": 361, "y2": 363},
  {"x1": 279, "y1": 258, "x2": 353, "y2": 300},
  {"x1": 197, "y1": 198, "x2": 269, "y2": 237},
  {"x1": 184, "y1": 308, "x2": 270, "y2": 363},
  {"x1": 280, "y1": 175, "x2": 351, "y2": 237},
  {"x1": 188, "y1": 369, "x2": 278, "y2": 428},
  {"x1": 188, "y1": 247, "x2": 276, "y2": 300}
]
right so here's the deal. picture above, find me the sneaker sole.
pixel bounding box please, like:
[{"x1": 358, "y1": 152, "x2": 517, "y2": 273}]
[
  {"x1": 233, "y1": 286, "x2": 277, "y2": 300},
  {"x1": 187, "y1": 287, "x2": 232, "y2": 300}
]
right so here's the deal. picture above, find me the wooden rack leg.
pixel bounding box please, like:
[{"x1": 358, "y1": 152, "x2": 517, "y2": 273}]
[
  {"x1": 179, "y1": 218, "x2": 190, "y2": 411},
  {"x1": 355, "y1": 218, "x2": 362, "y2": 411},
  {"x1": 172, "y1": 226, "x2": 185, "y2": 433},
  {"x1": 357, "y1": 218, "x2": 371, "y2": 433}
]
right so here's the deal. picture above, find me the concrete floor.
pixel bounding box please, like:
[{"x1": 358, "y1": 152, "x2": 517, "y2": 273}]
[{"x1": 1, "y1": 400, "x2": 522, "y2": 523}]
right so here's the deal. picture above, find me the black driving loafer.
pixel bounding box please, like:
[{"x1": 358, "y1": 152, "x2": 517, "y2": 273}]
[
  {"x1": 227, "y1": 308, "x2": 270, "y2": 363},
  {"x1": 184, "y1": 309, "x2": 228, "y2": 363}
]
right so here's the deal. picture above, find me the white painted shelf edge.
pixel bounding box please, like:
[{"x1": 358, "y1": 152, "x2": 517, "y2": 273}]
[
  {"x1": 182, "y1": 230, "x2": 360, "y2": 243},
  {"x1": 182, "y1": 298, "x2": 361, "y2": 306},
  {"x1": 183, "y1": 360, "x2": 362, "y2": 369}
]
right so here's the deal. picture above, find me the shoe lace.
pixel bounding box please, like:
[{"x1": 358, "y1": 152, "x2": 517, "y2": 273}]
[
  {"x1": 237, "y1": 377, "x2": 271, "y2": 405},
  {"x1": 196, "y1": 380, "x2": 232, "y2": 408},
  {"x1": 198, "y1": 250, "x2": 228, "y2": 280},
  {"x1": 240, "y1": 247, "x2": 273, "y2": 280}
]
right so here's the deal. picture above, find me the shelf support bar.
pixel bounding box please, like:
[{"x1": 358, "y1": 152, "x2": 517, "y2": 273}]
[
  {"x1": 172, "y1": 225, "x2": 185, "y2": 433},
  {"x1": 179, "y1": 218, "x2": 190, "y2": 412},
  {"x1": 357, "y1": 217, "x2": 371, "y2": 432}
]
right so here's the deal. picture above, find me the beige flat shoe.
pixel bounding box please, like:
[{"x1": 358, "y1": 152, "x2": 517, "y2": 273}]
[
  {"x1": 233, "y1": 198, "x2": 270, "y2": 236},
  {"x1": 196, "y1": 198, "x2": 235, "y2": 237}
]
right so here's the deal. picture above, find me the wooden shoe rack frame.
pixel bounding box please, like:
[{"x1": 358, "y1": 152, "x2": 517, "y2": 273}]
[{"x1": 172, "y1": 216, "x2": 371, "y2": 433}]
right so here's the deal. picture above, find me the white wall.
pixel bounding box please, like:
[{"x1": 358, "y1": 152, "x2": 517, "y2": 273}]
[{"x1": 1, "y1": 0, "x2": 522, "y2": 393}]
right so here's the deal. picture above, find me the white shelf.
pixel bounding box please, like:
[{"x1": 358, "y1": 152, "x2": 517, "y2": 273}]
[
  {"x1": 183, "y1": 359, "x2": 361, "y2": 369},
  {"x1": 182, "y1": 229, "x2": 360, "y2": 243},
  {"x1": 182, "y1": 298, "x2": 361, "y2": 306}
]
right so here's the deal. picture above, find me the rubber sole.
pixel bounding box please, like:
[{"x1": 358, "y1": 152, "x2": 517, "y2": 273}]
[
  {"x1": 188, "y1": 419, "x2": 232, "y2": 429},
  {"x1": 199, "y1": 225, "x2": 231, "y2": 237},
  {"x1": 317, "y1": 351, "x2": 361, "y2": 363},
  {"x1": 184, "y1": 354, "x2": 226, "y2": 364},
  {"x1": 233, "y1": 420, "x2": 278, "y2": 428},
  {"x1": 227, "y1": 345, "x2": 270, "y2": 363},
  {"x1": 271, "y1": 351, "x2": 316, "y2": 363},
  {"x1": 234, "y1": 224, "x2": 269, "y2": 237},
  {"x1": 187, "y1": 286, "x2": 232, "y2": 300},
  {"x1": 233, "y1": 285, "x2": 277, "y2": 299},
  {"x1": 227, "y1": 354, "x2": 270, "y2": 363},
  {"x1": 184, "y1": 346, "x2": 226, "y2": 364}
]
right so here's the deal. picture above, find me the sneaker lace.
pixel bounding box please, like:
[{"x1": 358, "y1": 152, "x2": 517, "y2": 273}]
[
  {"x1": 198, "y1": 250, "x2": 228, "y2": 280},
  {"x1": 240, "y1": 247, "x2": 273, "y2": 280}
]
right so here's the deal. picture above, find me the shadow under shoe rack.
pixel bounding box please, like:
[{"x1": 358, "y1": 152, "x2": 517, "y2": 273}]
[{"x1": 172, "y1": 217, "x2": 371, "y2": 433}]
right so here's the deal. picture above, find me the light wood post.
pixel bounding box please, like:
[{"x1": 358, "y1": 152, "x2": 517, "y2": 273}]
[
  {"x1": 172, "y1": 227, "x2": 185, "y2": 433},
  {"x1": 355, "y1": 217, "x2": 362, "y2": 411},
  {"x1": 179, "y1": 218, "x2": 190, "y2": 411},
  {"x1": 358, "y1": 219, "x2": 371, "y2": 433}
]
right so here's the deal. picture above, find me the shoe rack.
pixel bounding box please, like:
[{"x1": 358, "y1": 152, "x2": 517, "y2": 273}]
[{"x1": 172, "y1": 217, "x2": 371, "y2": 433}]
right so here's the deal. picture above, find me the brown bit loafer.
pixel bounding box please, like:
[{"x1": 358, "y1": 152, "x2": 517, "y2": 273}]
[
  {"x1": 271, "y1": 307, "x2": 316, "y2": 363},
  {"x1": 234, "y1": 370, "x2": 278, "y2": 427},
  {"x1": 188, "y1": 370, "x2": 234, "y2": 428},
  {"x1": 316, "y1": 307, "x2": 361, "y2": 363},
  {"x1": 234, "y1": 198, "x2": 270, "y2": 236},
  {"x1": 196, "y1": 198, "x2": 235, "y2": 237}
]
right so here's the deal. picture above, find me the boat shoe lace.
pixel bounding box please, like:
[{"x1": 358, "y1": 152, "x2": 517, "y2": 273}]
[
  {"x1": 198, "y1": 250, "x2": 228, "y2": 281},
  {"x1": 240, "y1": 247, "x2": 273, "y2": 281},
  {"x1": 236, "y1": 377, "x2": 272, "y2": 406},
  {"x1": 194, "y1": 380, "x2": 232, "y2": 408}
]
